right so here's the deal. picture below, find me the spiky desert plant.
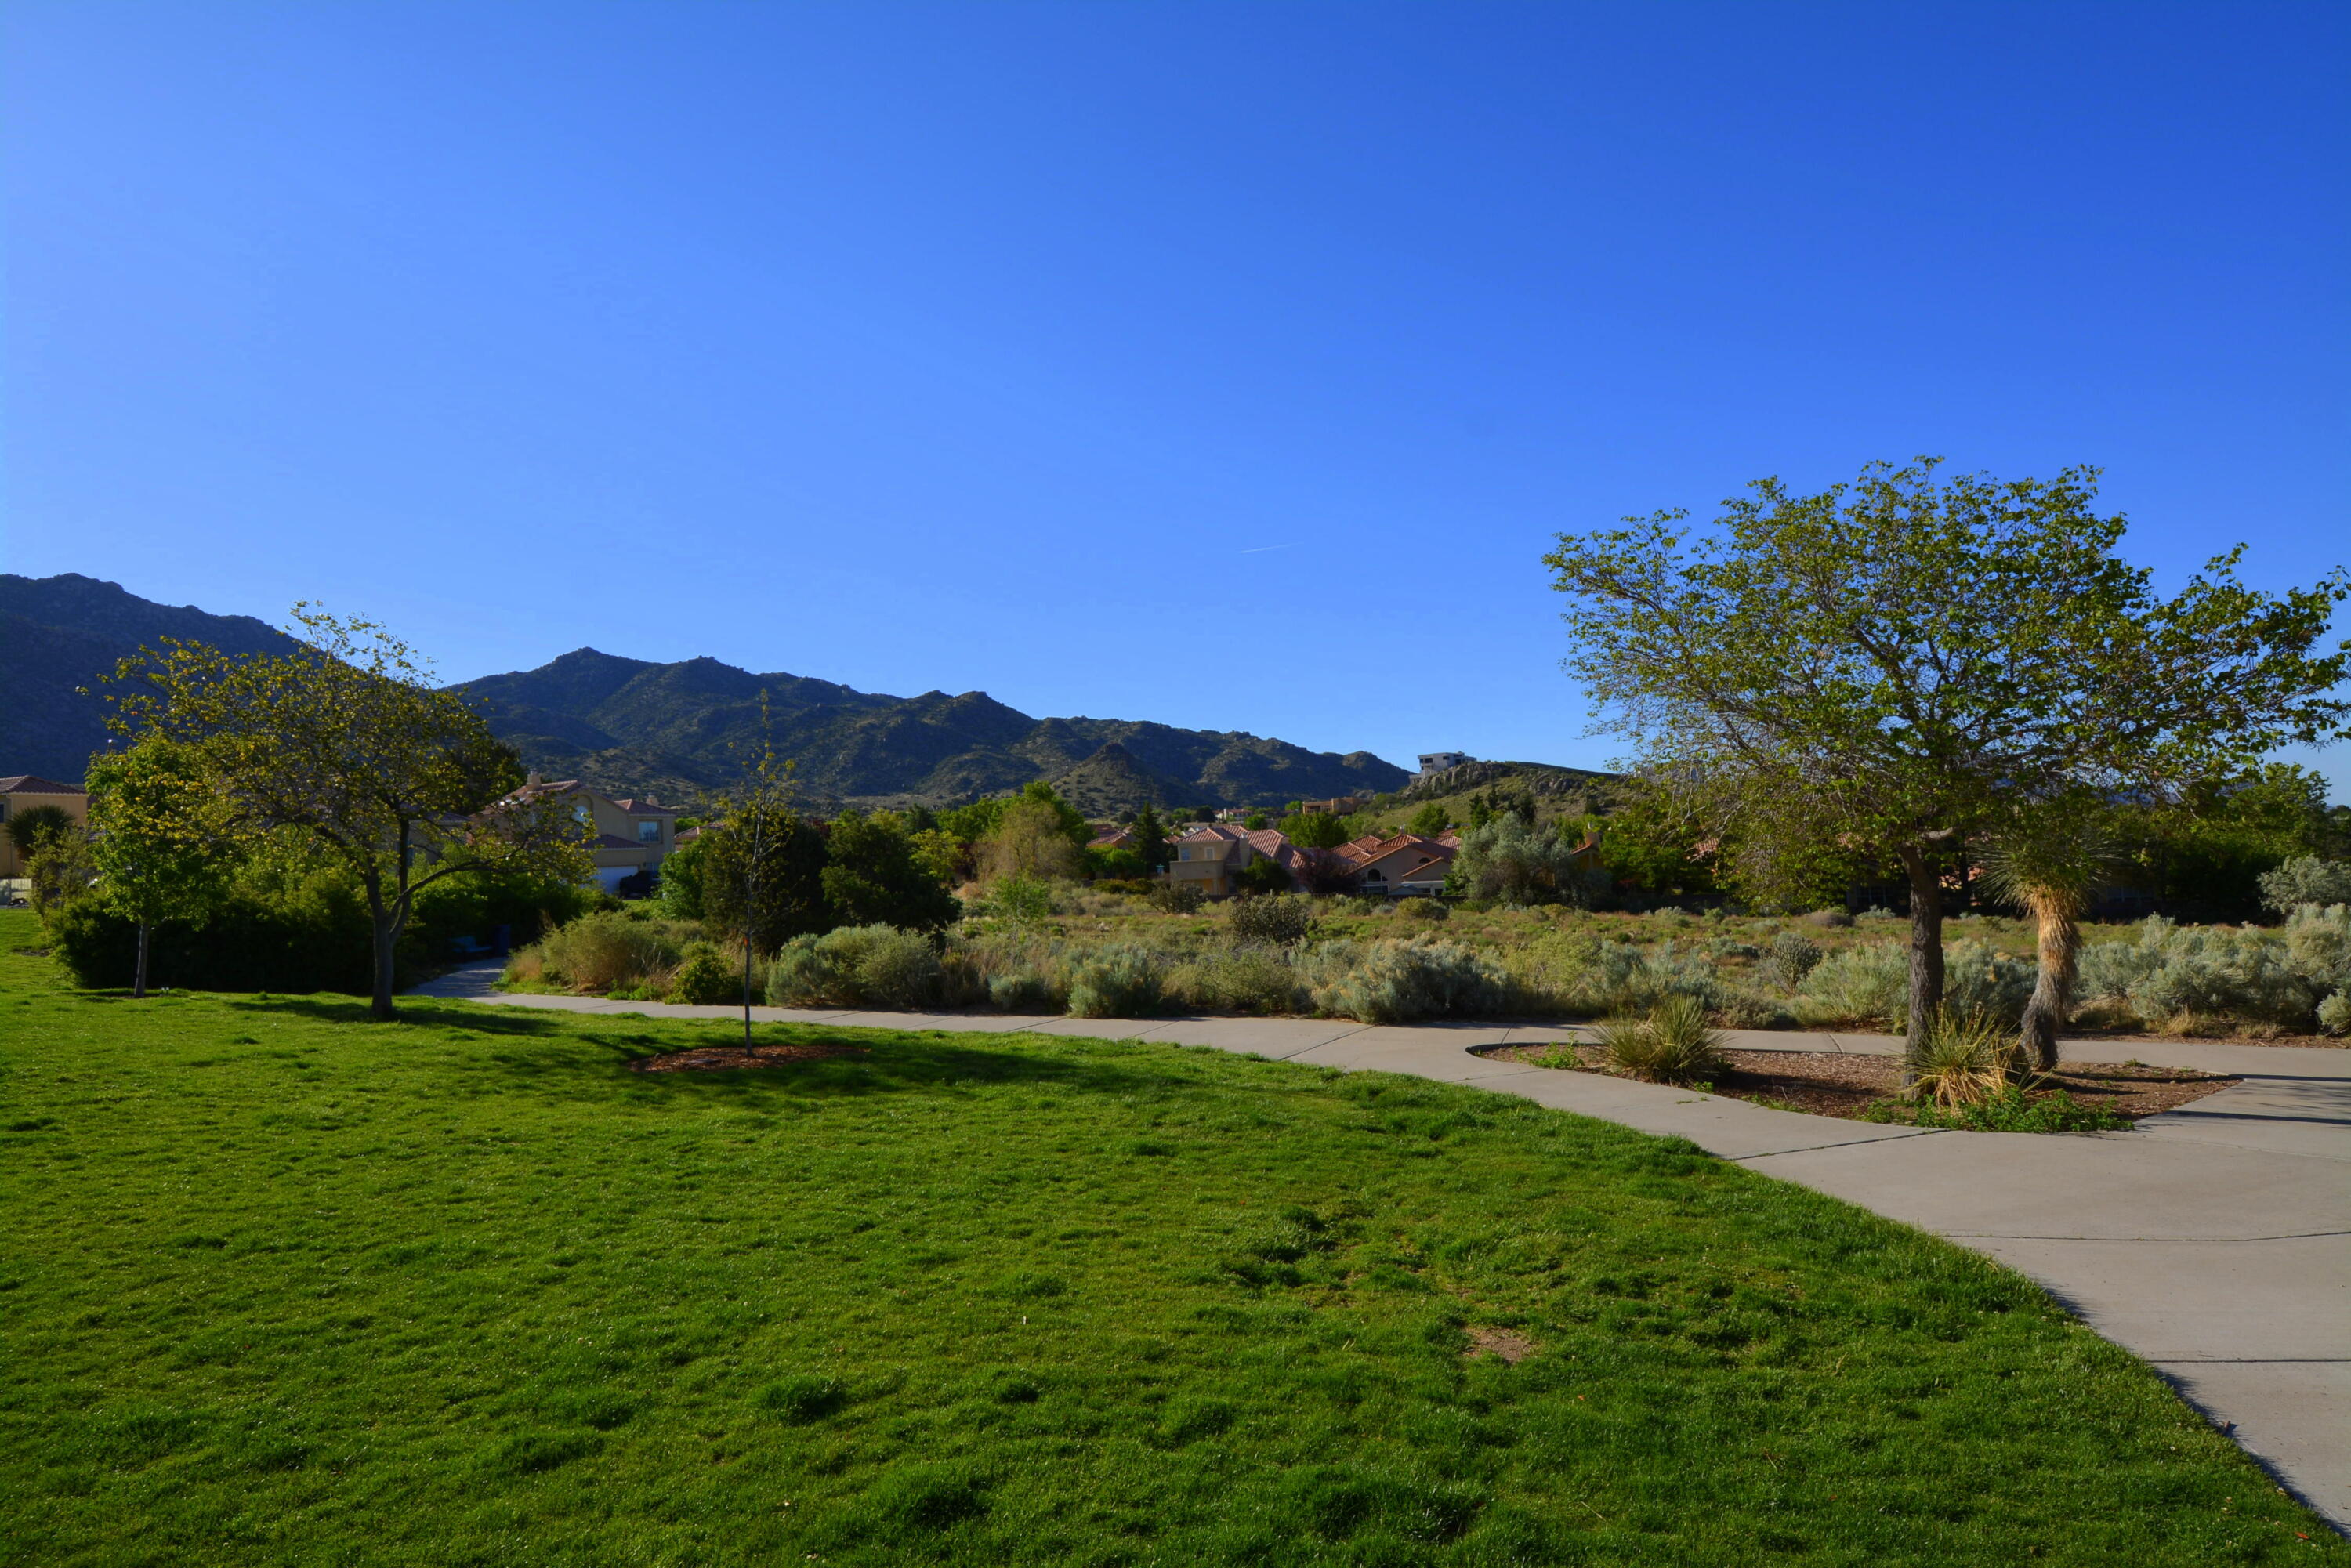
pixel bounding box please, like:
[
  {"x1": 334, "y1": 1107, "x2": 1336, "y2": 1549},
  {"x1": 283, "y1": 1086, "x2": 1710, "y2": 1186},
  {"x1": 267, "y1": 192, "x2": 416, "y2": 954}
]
[
  {"x1": 1599, "y1": 994, "x2": 1726, "y2": 1085},
  {"x1": 1907, "y1": 1012, "x2": 2014, "y2": 1110},
  {"x1": 1978, "y1": 807, "x2": 2117, "y2": 1073}
]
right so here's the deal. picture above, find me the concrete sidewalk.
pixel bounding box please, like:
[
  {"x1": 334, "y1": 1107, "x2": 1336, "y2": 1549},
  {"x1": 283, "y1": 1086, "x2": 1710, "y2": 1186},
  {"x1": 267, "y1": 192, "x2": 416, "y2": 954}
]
[{"x1": 409, "y1": 962, "x2": 2351, "y2": 1527}]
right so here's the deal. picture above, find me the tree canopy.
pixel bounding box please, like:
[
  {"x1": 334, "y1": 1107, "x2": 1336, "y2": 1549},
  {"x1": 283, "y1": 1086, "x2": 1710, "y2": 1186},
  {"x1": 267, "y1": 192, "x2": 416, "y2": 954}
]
[{"x1": 1546, "y1": 458, "x2": 2350, "y2": 1069}]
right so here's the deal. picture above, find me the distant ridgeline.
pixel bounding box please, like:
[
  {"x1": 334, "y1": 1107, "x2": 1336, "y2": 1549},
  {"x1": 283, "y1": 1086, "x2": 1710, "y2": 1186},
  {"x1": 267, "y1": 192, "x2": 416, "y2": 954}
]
[{"x1": 450, "y1": 649, "x2": 1410, "y2": 813}]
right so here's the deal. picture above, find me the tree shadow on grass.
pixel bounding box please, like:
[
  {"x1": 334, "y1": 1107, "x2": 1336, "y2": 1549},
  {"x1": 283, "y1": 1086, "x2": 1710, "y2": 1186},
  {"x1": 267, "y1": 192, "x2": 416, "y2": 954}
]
[{"x1": 222, "y1": 993, "x2": 1233, "y2": 1109}]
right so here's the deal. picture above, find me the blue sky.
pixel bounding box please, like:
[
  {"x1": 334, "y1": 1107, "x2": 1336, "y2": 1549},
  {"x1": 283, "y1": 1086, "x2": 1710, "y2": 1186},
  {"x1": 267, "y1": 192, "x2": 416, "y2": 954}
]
[{"x1": 5, "y1": 2, "x2": 2346, "y2": 788}]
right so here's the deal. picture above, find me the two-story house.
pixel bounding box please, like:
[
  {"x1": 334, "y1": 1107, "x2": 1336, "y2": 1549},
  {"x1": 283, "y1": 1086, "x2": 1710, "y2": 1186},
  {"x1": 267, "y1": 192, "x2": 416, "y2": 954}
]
[
  {"x1": 1165, "y1": 824, "x2": 1303, "y2": 900},
  {"x1": 498, "y1": 774, "x2": 683, "y2": 892}
]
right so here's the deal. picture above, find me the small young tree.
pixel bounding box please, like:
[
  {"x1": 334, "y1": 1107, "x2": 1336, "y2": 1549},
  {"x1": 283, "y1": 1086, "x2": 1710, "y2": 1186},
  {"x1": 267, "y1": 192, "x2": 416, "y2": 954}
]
[
  {"x1": 1404, "y1": 802, "x2": 1450, "y2": 837},
  {"x1": 107, "y1": 607, "x2": 596, "y2": 1018},
  {"x1": 1547, "y1": 458, "x2": 2349, "y2": 1080},
  {"x1": 84, "y1": 737, "x2": 237, "y2": 998},
  {"x1": 698, "y1": 710, "x2": 828, "y2": 1044}
]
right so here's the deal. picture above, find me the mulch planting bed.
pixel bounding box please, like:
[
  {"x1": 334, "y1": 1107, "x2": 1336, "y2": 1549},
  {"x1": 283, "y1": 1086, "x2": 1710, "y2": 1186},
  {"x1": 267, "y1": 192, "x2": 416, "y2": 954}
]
[
  {"x1": 1479, "y1": 1043, "x2": 2240, "y2": 1122},
  {"x1": 628, "y1": 1041, "x2": 871, "y2": 1074}
]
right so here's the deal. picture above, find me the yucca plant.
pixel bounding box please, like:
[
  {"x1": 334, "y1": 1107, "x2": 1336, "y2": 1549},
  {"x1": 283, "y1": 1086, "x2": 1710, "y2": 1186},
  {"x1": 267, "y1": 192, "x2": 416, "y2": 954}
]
[
  {"x1": 1907, "y1": 1011, "x2": 2017, "y2": 1110},
  {"x1": 1598, "y1": 994, "x2": 1726, "y2": 1085},
  {"x1": 1977, "y1": 802, "x2": 2118, "y2": 1074}
]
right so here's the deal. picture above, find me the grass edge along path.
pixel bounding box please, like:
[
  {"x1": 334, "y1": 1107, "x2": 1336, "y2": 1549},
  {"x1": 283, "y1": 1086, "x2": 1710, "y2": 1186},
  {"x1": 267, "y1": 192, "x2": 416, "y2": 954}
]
[{"x1": 2, "y1": 938, "x2": 2341, "y2": 1563}]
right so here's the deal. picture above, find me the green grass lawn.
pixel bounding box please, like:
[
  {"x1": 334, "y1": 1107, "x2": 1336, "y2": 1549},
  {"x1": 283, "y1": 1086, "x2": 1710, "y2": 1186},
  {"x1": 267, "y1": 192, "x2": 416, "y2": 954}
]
[{"x1": 1, "y1": 911, "x2": 2336, "y2": 1566}]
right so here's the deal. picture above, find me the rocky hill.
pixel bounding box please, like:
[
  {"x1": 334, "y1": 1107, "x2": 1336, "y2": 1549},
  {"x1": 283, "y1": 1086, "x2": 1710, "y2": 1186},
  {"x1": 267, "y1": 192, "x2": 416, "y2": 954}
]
[
  {"x1": 454, "y1": 649, "x2": 1408, "y2": 811},
  {"x1": 0, "y1": 575, "x2": 1411, "y2": 810},
  {"x1": 0, "y1": 574, "x2": 298, "y2": 783}
]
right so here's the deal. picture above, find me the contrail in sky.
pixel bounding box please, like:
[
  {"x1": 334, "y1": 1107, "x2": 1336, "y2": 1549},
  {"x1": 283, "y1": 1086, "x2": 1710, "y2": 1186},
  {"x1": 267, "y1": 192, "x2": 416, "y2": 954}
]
[{"x1": 1238, "y1": 544, "x2": 1295, "y2": 554}]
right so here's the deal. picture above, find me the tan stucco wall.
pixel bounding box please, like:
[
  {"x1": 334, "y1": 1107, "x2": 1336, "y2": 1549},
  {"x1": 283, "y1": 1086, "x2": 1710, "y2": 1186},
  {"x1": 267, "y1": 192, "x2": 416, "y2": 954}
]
[{"x1": 0, "y1": 791, "x2": 89, "y2": 878}]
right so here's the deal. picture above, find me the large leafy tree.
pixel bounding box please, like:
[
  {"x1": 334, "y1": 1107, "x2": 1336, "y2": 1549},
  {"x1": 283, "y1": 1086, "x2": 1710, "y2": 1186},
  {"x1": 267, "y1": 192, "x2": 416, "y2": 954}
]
[
  {"x1": 106, "y1": 607, "x2": 594, "y2": 1019},
  {"x1": 84, "y1": 737, "x2": 237, "y2": 998},
  {"x1": 1546, "y1": 458, "x2": 2349, "y2": 1077},
  {"x1": 821, "y1": 811, "x2": 960, "y2": 930}
]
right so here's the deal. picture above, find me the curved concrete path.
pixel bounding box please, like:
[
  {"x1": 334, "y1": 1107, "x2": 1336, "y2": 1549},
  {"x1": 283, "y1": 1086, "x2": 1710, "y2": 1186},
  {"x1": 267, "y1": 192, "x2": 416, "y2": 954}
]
[{"x1": 410, "y1": 963, "x2": 2351, "y2": 1528}]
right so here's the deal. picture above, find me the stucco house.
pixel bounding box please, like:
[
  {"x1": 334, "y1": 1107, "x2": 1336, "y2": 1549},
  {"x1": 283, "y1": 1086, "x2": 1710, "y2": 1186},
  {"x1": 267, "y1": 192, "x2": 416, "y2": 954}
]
[
  {"x1": 498, "y1": 773, "x2": 683, "y2": 892},
  {"x1": 1335, "y1": 831, "x2": 1462, "y2": 897},
  {"x1": 0, "y1": 775, "x2": 89, "y2": 877},
  {"x1": 1165, "y1": 824, "x2": 1305, "y2": 900}
]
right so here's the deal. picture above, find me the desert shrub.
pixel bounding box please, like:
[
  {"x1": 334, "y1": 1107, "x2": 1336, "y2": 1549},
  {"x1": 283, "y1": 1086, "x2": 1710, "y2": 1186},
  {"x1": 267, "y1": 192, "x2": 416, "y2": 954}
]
[
  {"x1": 1715, "y1": 989, "x2": 1787, "y2": 1029},
  {"x1": 2259, "y1": 856, "x2": 2351, "y2": 918},
  {"x1": 1596, "y1": 996, "x2": 1724, "y2": 1085},
  {"x1": 1792, "y1": 940, "x2": 1908, "y2": 1027},
  {"x1": 1066, "y1": 944, "x2": 1166, "y2": 1018},
  {"x1": 1305, "y1": 937, "x2": 1509, "y2": 1025},
  {"x1": 764, "y1": 925, "x2": 941, "y2": 1009},
  {"x1": 1761, "y1": 931, "x2": 1823, "y2": 989},
  {"x1": 1449, "y1": 819, "x2": 1589, "y2": 907},
  {"x1": 1172, "y1": 946, "x2": 1304, "y2": 1015},
  {"x1": 765, "y1": 938, "x2": 846, "y2": 1006},
  {"x1": 668, "y1": 942, "x2": 742, "y2": 1005},
  {"x1": 1397, "y1": 897, "x2": 1449, "y2": 923},
  {"x1": 1941, "y1": 939, "x2": 2037, "y2": 1027},
  {"x1": 1803, "y1": 908, "x2": 1854, "y2": 929},
  {"x1": 977, "y1": 875, "x2": 1056, "y2": 922},
  {"x1": 2077, "y1": 917, "x2": 2173, "y2": 1002},
  {"x1": 1229, "y1": 893, "x2": 1313, "y2": 947},
  {"x1": 1149, "y1": 882, "x2": 1206, "y2": 915},
  {"x1": 2283, "y1": 904, "x2": 2351, "y2": 996},
  {"x1": 988, "y1": 971, "x2": 1060, "y2": 1012},
  {"x1": 2320, "y1": 991, "x2": 2351, "y2": 1036},
  {"x1": 531, "y1": 910, "x2": 691, "y2": 993},
  {"x1": 2127, "y1": 925, "x2": 2315, "y2": 1029}
]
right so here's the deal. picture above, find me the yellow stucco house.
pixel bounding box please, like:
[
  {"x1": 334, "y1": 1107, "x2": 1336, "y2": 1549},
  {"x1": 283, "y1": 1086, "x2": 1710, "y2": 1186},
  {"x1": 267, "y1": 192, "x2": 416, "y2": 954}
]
[
  {"x1": 499, "y1": 773, "x2": 683, "y2": 892},
  {"x1": 0, "y1": 775, "x2": 89, "y2": 877}
]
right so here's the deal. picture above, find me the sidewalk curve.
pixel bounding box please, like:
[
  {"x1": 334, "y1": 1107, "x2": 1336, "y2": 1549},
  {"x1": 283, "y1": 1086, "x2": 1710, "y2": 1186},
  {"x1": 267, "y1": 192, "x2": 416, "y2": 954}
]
[{"x1": 408, "y1": 961, "x2": 2351, "y2": 1529}]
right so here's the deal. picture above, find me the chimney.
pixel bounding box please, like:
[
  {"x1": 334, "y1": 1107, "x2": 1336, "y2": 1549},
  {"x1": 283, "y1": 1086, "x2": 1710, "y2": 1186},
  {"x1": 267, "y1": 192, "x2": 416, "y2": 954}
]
[{"x1": 527, "y1": 770, "x2": 544, "y2": 786}]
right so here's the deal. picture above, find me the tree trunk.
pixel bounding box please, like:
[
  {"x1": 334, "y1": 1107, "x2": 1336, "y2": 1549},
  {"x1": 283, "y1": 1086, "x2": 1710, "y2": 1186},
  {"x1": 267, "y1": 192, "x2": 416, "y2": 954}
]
[
  {"x1": 370, "y1": 909, "x2": 399, "y2": 1020},
  {"x1": 134, "y1": 918, "x2": 151, "y2": 1000},
  {"x1": 2018, "y1": 895, "x2": 2079, "y2": 1074},
  {"x1": 1899, "y1": 846, "x2": 1946, "y2": 1086},
  {"x1": 742, "y1": 936, "x2": 754, "y2": 1046}
]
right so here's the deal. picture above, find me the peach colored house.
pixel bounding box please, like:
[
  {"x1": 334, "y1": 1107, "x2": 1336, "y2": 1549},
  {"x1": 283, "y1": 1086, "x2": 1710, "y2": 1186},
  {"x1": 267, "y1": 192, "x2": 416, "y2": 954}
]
[
  {"x1": 0, "y1": 776, "x2": 89, "y2": 877},
  {"x1": 1165, "y1": 824, "x2": 1305, "y2": 899},
  {"x1": 1335, "y1": 831, "x2": 1461, "y2": 898},
  {"x1": 498, "y1": 774, "x2": 682, "y2": 891}
]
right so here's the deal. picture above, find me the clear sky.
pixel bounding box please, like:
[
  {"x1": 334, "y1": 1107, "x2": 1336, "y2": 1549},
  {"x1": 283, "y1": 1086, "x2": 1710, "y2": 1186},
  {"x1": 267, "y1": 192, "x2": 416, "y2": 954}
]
[{"x1": 5, "y1": 2, "x2": 2347, "y2": 787}]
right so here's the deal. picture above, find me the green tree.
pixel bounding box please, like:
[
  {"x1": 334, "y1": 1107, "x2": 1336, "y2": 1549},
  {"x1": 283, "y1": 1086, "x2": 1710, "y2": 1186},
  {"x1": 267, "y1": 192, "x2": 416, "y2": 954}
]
[
  {"x1": 1128, "y1": 804, "x2": 1172, "y2": 874},
  {"x1": 1404, "y1": 802, "x2": 1450, "y2": 837},
  {"x1": 84, "y1": 738, "x2": 237, "y2": 998},
  {"x1": 699, "y1": 709, "x2": 828, "y2": 1041},
  {"x1": 1547, "y1": 458, "x2": 2349, "y2": 1078},
  {"x1": 655, "y1": 833, "x2": 709, "y2": 920},
  {"x1": 822, "y1": 810, "x2": 960, "y2": 930},
  {"x1": 1278, "y1": 810, "x2": 1353, "y2": 849},
  {"x1": 106, "y1": 607, "x2": 594, "y2": 1019}
]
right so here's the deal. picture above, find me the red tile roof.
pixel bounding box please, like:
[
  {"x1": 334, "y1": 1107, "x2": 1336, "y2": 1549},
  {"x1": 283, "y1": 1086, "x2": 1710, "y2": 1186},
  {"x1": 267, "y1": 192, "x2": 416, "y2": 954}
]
[{"x1": 0, "y1": 775, "x2": 85, "y2": 795}]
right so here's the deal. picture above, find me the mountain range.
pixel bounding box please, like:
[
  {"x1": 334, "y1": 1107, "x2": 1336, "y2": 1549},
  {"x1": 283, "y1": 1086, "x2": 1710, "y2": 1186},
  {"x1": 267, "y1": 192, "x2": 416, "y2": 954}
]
[{"x1": 2, "y1": 574, "x2": 1410, "y2": 810}]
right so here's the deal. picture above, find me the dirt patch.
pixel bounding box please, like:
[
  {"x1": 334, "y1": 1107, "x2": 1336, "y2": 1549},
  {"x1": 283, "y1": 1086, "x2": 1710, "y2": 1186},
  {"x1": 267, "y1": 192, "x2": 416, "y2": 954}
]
[
  {"x1": 629, "y1": 1041, "x2": 871, "y2": 1074},
  {"x1": 1480, "y1": 1043, "x2": 2239, "y2": 1122},
  {"x1": 1465, "y1": 1326, "x2": 1537, "y2": 1363}
]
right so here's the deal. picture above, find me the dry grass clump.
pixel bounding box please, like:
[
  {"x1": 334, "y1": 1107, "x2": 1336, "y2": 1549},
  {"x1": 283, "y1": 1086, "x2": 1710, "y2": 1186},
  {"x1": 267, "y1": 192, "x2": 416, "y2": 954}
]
[
  {"x1": 509, "y1": 911, "x2": 699, "y2": 994},
  {"x1": 1907, "y1": 1012, "x2": 2019, "y2": 1110}
]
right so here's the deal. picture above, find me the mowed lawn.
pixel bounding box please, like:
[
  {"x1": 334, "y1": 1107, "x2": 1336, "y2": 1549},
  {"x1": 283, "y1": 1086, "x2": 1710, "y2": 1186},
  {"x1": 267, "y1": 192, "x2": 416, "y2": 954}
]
[{"x1": 0, "y1": 915, "x2": 2335, "y2": 1566}]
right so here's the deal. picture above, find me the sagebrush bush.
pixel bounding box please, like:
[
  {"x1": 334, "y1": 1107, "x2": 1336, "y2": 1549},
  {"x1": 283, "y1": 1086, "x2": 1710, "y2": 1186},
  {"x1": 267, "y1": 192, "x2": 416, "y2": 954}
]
[
  {"x1": 1792, "y1": 940, "x2": 1909, "y2": 1027},
  {"x1": 526, "y1": 911, "x2": 693, "y2": 994},
  {"x1": 1397, "y1": 897, "x2": 1449, "y2": 923},
  {"x1": 2259, "y1": 856, "x2": 2351, "y2": 918},
  {"x1": 1304, "y1": 937, "x2": 1509, "y2": 1025},
  {"x1": 1171, "y1": 946, "x2": 1302, "y2": 1015},
  {"x1": 1228, "y1": 895, "x2": 1313, "y2": 947},
  {"x1": 1066, "y1": 944, "x2": 1166, "y2": 1018},
  {"x1": 1761, "y1": 931, "x2": 1823, "y2": 990},
  {"x1": 765, "y1": 925, "x2": 941, "y2": 1009},
  {"x1": 2128, "y1": 925, "x2": 2314, "y2": 1029},
  {"x1": 1941, "y1": 939, "x2": 2036, "y2": 1027},
  {"x1": 667, "y1": 942, "x2": 741, "y2": 1005}
]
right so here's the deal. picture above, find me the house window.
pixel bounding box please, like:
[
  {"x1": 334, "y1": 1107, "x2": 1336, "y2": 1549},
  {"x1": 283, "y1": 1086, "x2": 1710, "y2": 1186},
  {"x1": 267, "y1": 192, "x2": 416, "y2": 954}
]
[
  {"x1": 1179, "y1": 846, "x2": 1191, "y2": 861},
  {"x1": 637, "y1": 820, "x2": 661, "y2": 843}
]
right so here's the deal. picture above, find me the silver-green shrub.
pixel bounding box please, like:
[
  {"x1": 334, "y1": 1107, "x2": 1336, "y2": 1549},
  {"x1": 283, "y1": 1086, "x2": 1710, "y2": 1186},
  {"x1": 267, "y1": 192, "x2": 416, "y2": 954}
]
[
  {"x1": 1761, "y1": 931, "x2": 1823, "y2": 990},
  {"x1": 1306, "y1": 936, "x2": 1510, "y2": 1024},
  {"x1": 524, "y1": 910, "x2": 693, "y2": 993},
  {"x1": 763, "y1": 924, "x2": 941, "y2": 1009},
  {"x1": 1941, "y1": 938, "x2": 2037, "y2": 1026},
  {"x1": 2126, "y1": 925, "x2": 2313, "y2": 1028},
  {"x1": 1066, "y1": 944, "x2": 1166, "y2": 1017},
  {"x1": 1172, "y1": 946, "x2": 1304, "y2": 1014},
  {"x1": 1792, "y1": 940, "x2": 1908, "y2": 1027}
]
